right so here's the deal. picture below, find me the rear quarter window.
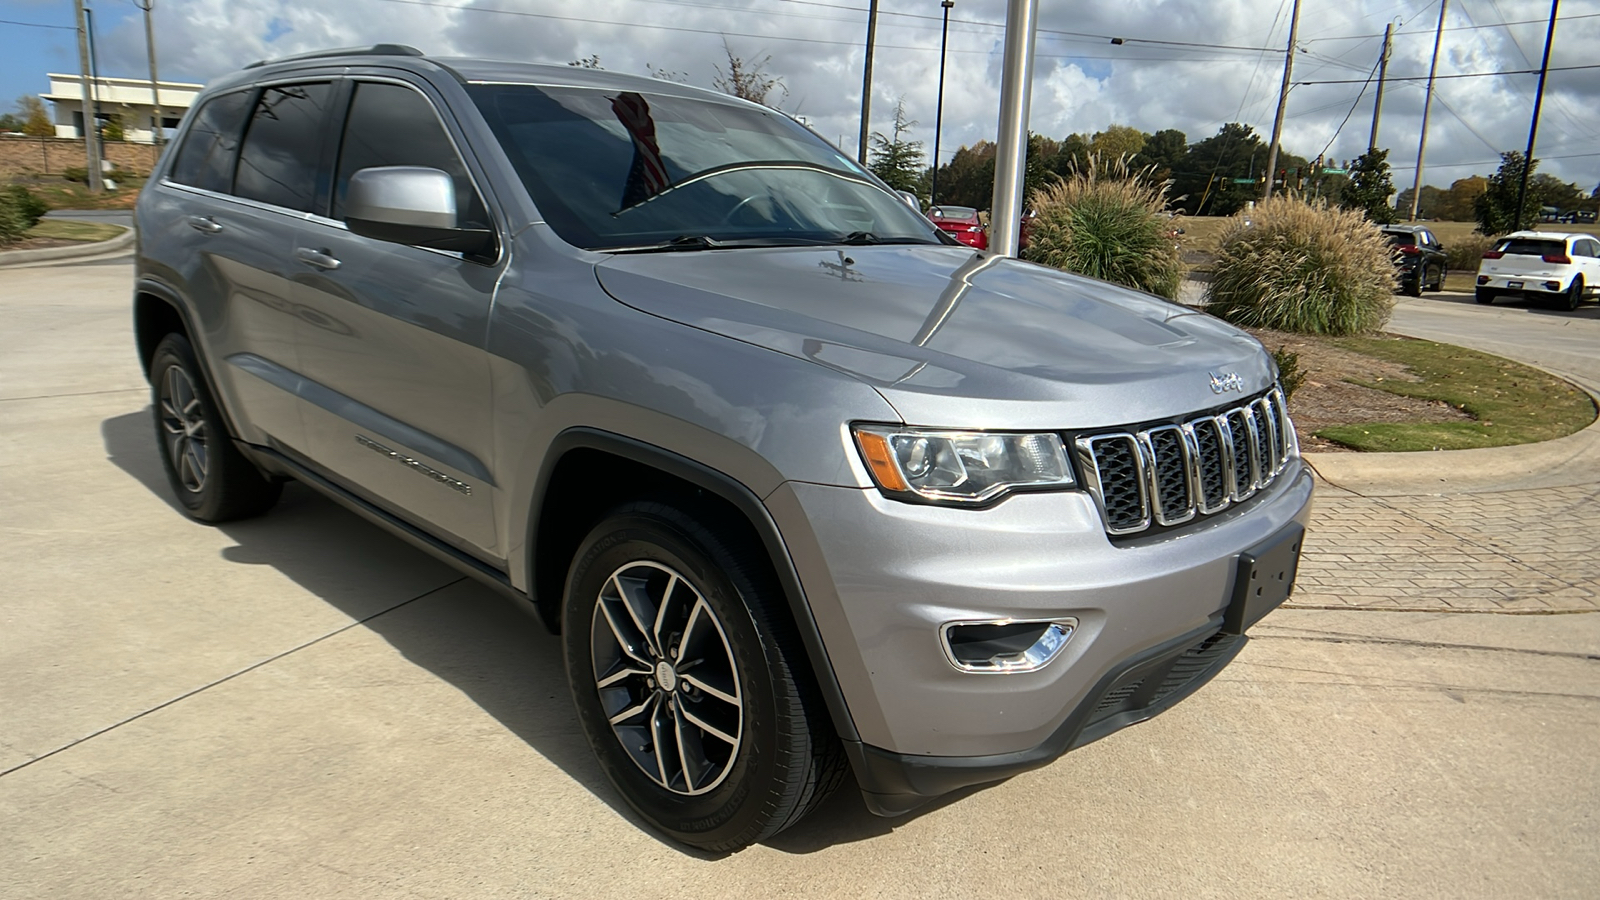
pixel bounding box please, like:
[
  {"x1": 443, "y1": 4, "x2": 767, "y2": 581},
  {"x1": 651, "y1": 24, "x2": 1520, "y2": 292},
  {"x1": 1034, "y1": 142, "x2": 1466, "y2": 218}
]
[{"x1": 169, "y1": 89, "x2": 254, "y2": 193}]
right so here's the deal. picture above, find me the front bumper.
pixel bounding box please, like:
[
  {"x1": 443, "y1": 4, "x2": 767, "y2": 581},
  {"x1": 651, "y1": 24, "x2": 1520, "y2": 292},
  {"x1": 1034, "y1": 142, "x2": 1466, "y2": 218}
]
[{"x1": 765, "y1": 462, "x2": 1314, "y2": 813}]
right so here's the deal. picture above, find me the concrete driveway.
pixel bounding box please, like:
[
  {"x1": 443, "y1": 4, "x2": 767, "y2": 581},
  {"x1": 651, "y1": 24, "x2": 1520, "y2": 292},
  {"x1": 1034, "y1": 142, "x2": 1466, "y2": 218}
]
[{"x1": 3, "y1": 260, "x2": 1597, "y2": 898}]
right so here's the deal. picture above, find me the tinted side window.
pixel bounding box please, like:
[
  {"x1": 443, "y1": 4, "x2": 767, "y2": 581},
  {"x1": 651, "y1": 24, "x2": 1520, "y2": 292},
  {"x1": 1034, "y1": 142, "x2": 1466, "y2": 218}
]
[
  {"x1": 235, "y1": 83, "x2": 333, "y2": 213},
  {"x1": 334, "y1": 82, "x2": 486, "y2": 227},
  {"x1": 169, "y1": 90, "x2": 253, "y2": 193}
]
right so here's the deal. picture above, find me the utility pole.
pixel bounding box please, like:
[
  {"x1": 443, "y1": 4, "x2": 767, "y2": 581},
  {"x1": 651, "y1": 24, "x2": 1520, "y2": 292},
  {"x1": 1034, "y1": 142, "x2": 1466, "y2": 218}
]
[
  {"x1": 1409, "y1": 0, "x2": 1448, "y2": 222},
  {"x1": 1262, "y1": 0, "x2": 1302, "y2": 200},
  {"x1": 988, "y1": 0, "x2": 1039, "y2": 257},
  {"x1": 1368, "y1": 22, "x2": 1393, "y2": 152},
  {"x1": 1514, "y1": 0, "x2": 1560, "y2": 229},
  {"x1": 857, "y1": 0, "x2": 879, "y2": 165},
  {"x1": 73, "y1": 0, "x2": 104, "y2": 192},
  {"x1": 930, "y1": 0, "x2": 954, "y2": 206},
  {"x1": 136, "y1": 0, "x2": 163, "y2": 144}
]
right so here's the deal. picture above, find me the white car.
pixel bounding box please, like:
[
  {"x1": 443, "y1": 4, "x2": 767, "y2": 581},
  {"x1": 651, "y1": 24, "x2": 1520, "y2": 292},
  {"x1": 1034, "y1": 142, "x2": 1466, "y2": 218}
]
[{"x1": 1475, "y1": 231, "x2": 1600, "y2": 310}]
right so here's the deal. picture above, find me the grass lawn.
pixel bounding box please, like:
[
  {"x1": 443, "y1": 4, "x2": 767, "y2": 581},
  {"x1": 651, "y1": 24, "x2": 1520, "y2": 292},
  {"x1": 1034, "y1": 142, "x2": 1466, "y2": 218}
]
[
  {"x1": 1313, "y1": 335, "x2": 1596, "y2": 452},
  {"x1": 24, "y1": 219, "x2": 127, "y2": 243},
  {"x1": 24, "y1": 176, "x2": 146, "y2": 211}
]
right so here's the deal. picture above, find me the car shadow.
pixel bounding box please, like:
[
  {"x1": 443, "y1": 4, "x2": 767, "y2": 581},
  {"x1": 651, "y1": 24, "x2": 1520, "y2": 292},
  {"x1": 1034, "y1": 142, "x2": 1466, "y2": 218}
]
[{"x1": 100, "y1": 407, "x2": 959, "y2": 854}]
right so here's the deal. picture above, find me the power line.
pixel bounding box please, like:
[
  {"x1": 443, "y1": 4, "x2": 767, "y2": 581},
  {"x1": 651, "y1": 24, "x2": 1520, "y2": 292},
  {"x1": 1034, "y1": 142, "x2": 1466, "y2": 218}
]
[
  {"x1": 0, "y1": 18, "x2": 76, "y2": 30},
  {"x1": 1297, "y1": 63, "x2": 1598, "y2": 84},
  {"x1": 1301, "y1": 10, "x2": 1599, "y2": 43}
]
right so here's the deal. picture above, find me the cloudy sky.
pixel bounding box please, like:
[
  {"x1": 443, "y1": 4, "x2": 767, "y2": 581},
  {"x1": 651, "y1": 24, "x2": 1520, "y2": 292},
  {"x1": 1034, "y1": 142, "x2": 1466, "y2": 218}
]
[{"x1": 3, "y1": 0, "x2": 1597, "y2": 194}]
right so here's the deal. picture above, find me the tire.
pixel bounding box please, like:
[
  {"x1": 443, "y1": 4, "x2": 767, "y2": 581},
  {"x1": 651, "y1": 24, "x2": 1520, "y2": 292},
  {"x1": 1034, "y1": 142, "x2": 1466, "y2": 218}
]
[
  {"x1": 1403, "y1": 274, "x2": 1422, "y2": 297},
  {"x1": 563, "y1": 502, "x2": 845, "y2": 851},
  {"x1": 1565, "y1": 276, "x2": 1585, "y2": 311},
  {"x1": 1430, "y1": 266, "x2": 1445, "y2": 292},
  {"x1": 149, "y1": 333, "x2": 282, "y2": 522},
  {"x1": 1474, "y1": 288, "x2": 1495, "y2": 305}
]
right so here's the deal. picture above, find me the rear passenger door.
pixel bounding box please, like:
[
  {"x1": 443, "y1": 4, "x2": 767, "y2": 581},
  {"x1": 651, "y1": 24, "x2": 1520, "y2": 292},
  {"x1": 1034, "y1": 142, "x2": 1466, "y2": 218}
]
[
  {"x1": 289, "y1": 76, "x2": 503, "y2": 562},
  {"x1": 154, "y1": 82, "x2": 338, "y2": 453}
]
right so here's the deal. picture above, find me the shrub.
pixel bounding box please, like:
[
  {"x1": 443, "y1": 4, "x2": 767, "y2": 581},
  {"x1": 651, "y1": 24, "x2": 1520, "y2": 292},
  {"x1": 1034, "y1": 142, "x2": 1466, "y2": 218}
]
[
  {"x1": 1271, "y1": 347, "x2": 1305, "y2": 400},
  {"x1": 1021, "y1": 154, "x2": 1184, "y2": 300},
  {"x1": 1, "y1": 184, "x2": 48, "y2": 228},
  {"x1": 62, "y1": 166, "x2": 89, "y2": 184},
  {"x1": 1445, "y1": 233, "x2": 1495, "y2": 272},
  {"x1": 1204, "y1": 195, "x2": 1395, "y2": 336}
]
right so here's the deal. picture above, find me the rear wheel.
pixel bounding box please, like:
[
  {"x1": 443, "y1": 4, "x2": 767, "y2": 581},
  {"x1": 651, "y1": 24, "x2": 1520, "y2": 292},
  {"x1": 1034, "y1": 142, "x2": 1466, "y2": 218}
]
[
  {"x1": 1403, "y1": 273, "x2": 1422, "y2": 297},
  {"x1": 1474, "y1": 288, "x2": 1495, "y2": 305},
  {"x1": 563, "y1": 502, "x2": 845, "y2": 851},
  {"x1": 149, "y1": 333, "x2": 281, "y2": 522},
  {"x1": 1565, "y1": 276, "x2": 1585, "y2": 311}
]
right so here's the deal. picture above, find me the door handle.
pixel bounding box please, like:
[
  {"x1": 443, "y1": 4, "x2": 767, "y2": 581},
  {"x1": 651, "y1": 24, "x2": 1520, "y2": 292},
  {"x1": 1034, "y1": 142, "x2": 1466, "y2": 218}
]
[
  {"x1": 295, "y1": 247, "x2": 342, "y2": 270},
  {"x1": 186, "y1": 215, "x2": 222, "y2": 234}
]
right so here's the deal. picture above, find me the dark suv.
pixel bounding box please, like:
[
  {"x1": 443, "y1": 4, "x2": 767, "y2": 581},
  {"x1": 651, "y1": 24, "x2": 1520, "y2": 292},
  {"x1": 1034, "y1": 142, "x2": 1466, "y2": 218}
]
[
  {"x1": 133, "y1": 46, "x2": 1312, "y2": 851},
  {"x1": 1381, "y1": 224, "x2": 1448, "y2": 296}
]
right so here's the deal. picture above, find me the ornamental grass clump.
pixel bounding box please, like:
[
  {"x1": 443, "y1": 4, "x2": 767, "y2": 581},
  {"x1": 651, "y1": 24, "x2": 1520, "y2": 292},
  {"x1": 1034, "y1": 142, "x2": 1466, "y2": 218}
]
[
  {"x1": 1205, "y1": 195, "x2": 1395, "y2": 336},
  {"x1": 1021, "y1": 155, "x2": 1183, "y2": 301}
]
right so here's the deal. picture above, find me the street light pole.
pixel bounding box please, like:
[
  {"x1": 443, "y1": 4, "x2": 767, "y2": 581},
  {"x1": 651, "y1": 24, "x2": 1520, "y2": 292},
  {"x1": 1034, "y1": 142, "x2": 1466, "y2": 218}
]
[
  {"x1": 136, "y1": 0, "x2": 163, "y2": 144},
  {"x1": 930, "y1": 0, "x2": 953, "y2": 206},
  {"x1": 988, "y1": 0, "x2": 1038, "y2": 257}
]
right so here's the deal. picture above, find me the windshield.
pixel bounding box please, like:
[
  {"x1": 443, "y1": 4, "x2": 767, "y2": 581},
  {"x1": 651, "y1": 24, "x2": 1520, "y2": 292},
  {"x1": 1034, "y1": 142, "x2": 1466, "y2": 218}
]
[{"x1": 466, "y1": 84, "x2": 942, "y2": 251}]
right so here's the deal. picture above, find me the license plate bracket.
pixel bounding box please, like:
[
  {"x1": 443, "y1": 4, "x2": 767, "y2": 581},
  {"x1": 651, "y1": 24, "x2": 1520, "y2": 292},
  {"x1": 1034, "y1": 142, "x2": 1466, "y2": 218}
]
[
  {"x1": 1508, "y1": 280, "x2": 1524, "y2": 289},
  {"x1": 1223, "y1": 522, "x2": 1304, "y2": 635}
]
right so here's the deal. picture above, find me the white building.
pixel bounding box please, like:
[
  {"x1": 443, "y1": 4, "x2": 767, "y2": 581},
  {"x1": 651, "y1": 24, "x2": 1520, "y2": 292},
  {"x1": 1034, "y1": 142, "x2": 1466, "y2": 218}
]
[{"x1": 41, "y1": 73, "x2": 204, "y2": 143}]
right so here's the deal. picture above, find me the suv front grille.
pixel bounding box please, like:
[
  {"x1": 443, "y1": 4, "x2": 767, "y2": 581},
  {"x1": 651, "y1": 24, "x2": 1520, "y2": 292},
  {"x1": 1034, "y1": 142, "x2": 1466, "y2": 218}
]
[{"x1": 1074, "y1": 389, "x2": 1294, "y2": 537}]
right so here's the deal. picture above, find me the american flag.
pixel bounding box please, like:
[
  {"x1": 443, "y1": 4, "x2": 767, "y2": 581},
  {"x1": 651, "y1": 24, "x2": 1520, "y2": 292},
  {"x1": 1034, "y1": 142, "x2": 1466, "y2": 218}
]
[{"x1": 611, "y1": 92, "x2": 671, "y2": 208}]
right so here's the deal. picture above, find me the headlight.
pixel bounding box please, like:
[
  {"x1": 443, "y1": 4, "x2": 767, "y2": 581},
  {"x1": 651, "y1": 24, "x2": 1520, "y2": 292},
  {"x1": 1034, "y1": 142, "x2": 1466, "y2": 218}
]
[{"x1": 852, "y1": 426, "x2": 1075, "y2": 505}]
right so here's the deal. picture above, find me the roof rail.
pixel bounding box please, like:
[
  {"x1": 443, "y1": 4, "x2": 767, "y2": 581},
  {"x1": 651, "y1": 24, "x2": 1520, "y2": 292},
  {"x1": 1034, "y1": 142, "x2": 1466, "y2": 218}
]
[{"x1": 244, "y1": 44, "x2": 424, "y2": 69}]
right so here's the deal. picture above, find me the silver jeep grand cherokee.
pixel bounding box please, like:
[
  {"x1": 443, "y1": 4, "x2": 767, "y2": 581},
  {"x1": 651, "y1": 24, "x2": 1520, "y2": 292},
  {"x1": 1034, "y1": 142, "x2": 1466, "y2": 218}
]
[{"x1": 134, "y1": 46, "x2": 1313, "y2": 851}]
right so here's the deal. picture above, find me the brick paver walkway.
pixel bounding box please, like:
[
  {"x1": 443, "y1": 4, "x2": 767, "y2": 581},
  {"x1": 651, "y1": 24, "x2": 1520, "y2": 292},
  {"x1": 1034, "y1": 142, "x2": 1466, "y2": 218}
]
[{"x1": 1290, "y1": 480, "x2": 1600, "y2": 613}]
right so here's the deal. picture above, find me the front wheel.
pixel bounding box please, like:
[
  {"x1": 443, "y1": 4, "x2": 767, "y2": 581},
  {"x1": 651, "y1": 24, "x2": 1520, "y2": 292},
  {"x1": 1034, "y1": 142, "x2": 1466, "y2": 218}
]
[
  {"x1": 563, "y1": 502, "x2": 844, "y2": 851},
  {"x1": 149, "y1": 333, "x2": 281, "y2": 522}
]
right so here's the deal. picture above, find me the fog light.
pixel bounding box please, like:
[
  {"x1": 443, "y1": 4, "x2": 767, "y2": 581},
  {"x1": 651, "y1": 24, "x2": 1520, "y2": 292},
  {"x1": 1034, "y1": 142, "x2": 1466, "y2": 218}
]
[
  {"x1": 1477, "y1": 275, "x2": 1489, "y2": 285},
  {"x1": 941, "y1": 618, "x2": 1076, "y2": 673}
]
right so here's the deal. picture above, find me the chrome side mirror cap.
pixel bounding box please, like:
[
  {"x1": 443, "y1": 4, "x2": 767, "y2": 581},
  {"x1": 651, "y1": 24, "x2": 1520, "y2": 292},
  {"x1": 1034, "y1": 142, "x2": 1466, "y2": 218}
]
[{"x1": 345, "y1": 166, "x2": 494, "y2": 256}]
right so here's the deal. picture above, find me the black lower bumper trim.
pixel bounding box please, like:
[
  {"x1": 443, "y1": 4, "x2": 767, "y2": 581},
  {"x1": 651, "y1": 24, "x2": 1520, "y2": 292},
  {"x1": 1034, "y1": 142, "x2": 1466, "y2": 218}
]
[{"x1": 846, "y1": 617, "x2": 1245, "y2": 817}]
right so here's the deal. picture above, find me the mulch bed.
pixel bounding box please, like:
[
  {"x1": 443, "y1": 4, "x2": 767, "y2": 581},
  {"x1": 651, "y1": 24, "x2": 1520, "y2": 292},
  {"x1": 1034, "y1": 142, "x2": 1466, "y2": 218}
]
[{"x1": 1245, "y1": 329, "x2": 1474, "y2": 453}]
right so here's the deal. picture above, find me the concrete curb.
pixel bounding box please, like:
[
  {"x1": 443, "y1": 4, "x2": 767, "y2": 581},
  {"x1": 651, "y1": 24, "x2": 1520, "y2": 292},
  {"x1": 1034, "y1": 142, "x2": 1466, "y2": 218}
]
[
  {"x1": 1304, "y1": 377, "x2": 1600, "y2": 496},
  {"x1": 0, "y1": 226, "x2": 133, "y2": 267}
]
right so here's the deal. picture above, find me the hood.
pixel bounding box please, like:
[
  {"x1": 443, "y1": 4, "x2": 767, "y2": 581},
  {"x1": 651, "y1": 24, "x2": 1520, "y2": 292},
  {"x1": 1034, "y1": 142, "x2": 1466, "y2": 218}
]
[{"x1": 595, "y1": 245, "x2": 1273, "y2": 429}]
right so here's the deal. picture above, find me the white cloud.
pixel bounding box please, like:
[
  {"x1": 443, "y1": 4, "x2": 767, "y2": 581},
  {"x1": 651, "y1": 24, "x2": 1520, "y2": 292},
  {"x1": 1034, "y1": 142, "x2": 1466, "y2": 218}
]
[{"x1": 77, "y1": 0, "x2": 1600, "y2": 191}]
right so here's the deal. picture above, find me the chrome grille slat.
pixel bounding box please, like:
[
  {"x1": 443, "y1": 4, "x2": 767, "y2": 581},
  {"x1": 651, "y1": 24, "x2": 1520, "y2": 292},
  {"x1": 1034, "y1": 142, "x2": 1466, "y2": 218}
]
[{"x1": 1076, "y1": 390, "x2": 1295, "y2": 537}]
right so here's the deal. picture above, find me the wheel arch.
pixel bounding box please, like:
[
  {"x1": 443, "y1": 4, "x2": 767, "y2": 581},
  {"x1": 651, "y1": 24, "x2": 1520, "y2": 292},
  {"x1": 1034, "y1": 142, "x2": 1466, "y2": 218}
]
[{"x1": 528, "y1": 427, "x2": 860, "y2": 742}]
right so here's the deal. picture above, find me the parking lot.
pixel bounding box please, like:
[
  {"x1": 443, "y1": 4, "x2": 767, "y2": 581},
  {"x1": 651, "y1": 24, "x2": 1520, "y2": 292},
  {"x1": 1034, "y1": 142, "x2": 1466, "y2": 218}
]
[{"x1": 3, "y1": 258, "x2": 1598, "y2": 898}]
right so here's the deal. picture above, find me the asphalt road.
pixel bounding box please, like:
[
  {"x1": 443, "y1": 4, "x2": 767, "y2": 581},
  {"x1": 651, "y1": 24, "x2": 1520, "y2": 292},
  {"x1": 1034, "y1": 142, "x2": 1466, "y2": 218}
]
[
  {"x1": 1391, "y1": 291, "x2": 1600, "y2": 389},
  {"x1": 2, "y1": 261, "x2": 1597, "y2": 898}
]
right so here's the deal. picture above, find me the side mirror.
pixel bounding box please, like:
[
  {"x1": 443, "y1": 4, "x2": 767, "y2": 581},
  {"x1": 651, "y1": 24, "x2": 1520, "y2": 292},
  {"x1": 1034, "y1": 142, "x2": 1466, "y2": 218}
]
[
  {"x1": 897, "y1": 190, "x2": 919, "y2": 210},
  {"x1": 345, "y1": 166, "x2": 494, "y2": 255}
]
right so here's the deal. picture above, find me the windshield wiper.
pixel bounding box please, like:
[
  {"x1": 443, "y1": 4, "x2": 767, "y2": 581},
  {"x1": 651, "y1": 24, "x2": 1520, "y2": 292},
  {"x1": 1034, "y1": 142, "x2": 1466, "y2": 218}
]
[
  {"x1": 609, "y1": 235, "x2": 724, "y2": 254},
  {"x1": 837, "y1": 231, "x2": 936, "y2": 246}
]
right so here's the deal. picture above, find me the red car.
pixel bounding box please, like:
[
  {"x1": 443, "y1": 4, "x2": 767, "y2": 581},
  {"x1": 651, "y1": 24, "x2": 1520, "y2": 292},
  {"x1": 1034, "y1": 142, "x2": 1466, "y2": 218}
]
[{"x1": 928, "y1": 205, "x2": 988, "y2": 250}]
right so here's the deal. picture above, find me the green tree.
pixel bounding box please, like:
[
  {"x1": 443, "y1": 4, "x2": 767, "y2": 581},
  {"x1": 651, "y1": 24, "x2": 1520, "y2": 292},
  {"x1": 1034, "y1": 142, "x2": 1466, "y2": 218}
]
[
  {"x1": 1474, "y1": 151, "x2": 1541, "y2": 235},
  {"x1": 1531, "y1": 174, "x2": 1585, "y2": 213},
  {"x1": 1433, "y1": 176, "x2": 1487, "y2": 221},
  {"x1": 19, "y1": 95, "x2": 53, "y2": 137},
  {"x1": 1340, "y1": 149, "x2": 1397, "y2": 224},
  {"x1": 1134, "y1": 128, "x2": 1187, "y2": 184},
  {"x1": 867, "y1": 98, "x2": 924, "y2": 193},
  {"x1": 0, "y1": 112, "x2": 22, "y2": 132},
  {"x1": 1173, "y1": 123, "x2": 1267, "y2": 216},
  {"x1": 101, "y1": 113, "x2": 125, "y2": 142},
  {"x1": 1088, "y1": 124, "x2": 1147, "y2": 160},
  {"x1": 932, "y1": 141, "x2": 995, "y2": 208}
]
